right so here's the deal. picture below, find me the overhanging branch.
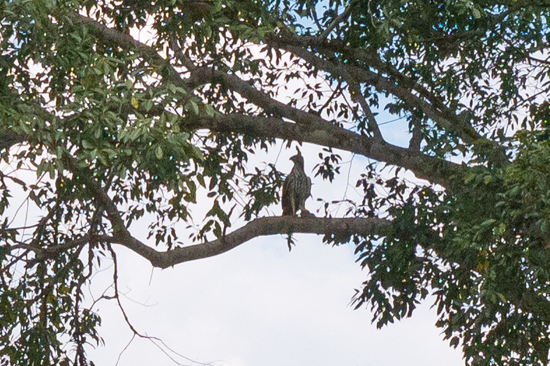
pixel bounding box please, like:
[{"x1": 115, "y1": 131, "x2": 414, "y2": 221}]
[
  {"x1": 192, "y1": 114, "x2": 461, "y2": 187},
  {"x1": 0, "y1": 98, "x2": 461, "y2": 190}
]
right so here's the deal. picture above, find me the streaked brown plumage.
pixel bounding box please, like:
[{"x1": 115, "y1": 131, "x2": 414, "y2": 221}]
[{"x1": 282, "y1": 153, "x2": 311, "y2": 216}]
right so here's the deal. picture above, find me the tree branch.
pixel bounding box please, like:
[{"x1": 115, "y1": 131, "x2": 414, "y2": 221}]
[
  {"x1": 111, "y1": 216, "x2": 391, "y2": 268},
  {"x1": 409, "y1": 112, "x2": 423, "y2": 150},
  {"x1": 192, "y1": 114, "x2": 460, "y2": 187},
  {"x1": 3, "y1": 13, "x2": 465, "y2": 190},
  {"x1": 346, "y1": 75, "x2": 383, "y2": 140},
  {"x1": 184, "y1": 66, "x2": 326, "y2": 126},
  {"x1": 61, "y1": 13, "x2": 464, "y2": 186},
  {"x1": 68, "y1": 13, "x2": 187, "y2": 87},
  {"x1": 275, "y1": 42, "x2": 482, "y2": 144},
  {"x1": 13, "y1": 215, "x2": 391, "y2": 269},
  {"x1": 319, "y1": 0, "x2": 357, "y2": 40}
]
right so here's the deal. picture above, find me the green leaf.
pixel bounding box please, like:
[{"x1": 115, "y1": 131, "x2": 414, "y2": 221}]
[
  {"x1": 155, "y1": 146, "x2": 163, "y2": 159},
  {"x1": 187, "y1": 100, "x2": 199, "y2": 115},
  {"x1": 82, "y1": 140, "x2": 94, "y2": 149},
  {"x1": 204, "y1": 104, "x2": 216, "y2": 116}
]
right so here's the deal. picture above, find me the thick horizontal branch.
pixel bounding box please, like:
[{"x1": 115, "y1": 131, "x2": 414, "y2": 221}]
[
  {"x1": 11, "y1": 216, "x2": 391, "y2": 269},
  {"x1": 194, "y1": 114, "x2": 461, "y2": 187},
  {"x1": 112, "y1": 216, "x2": 391, "y2": 268},
  {"x1": 0, "y1": 109, "x2": 461, "y2": 188}
]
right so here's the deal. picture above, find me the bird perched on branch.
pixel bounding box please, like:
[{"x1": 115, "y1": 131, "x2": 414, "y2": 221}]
[{"x1": 282, "y1": 152, "x2": 312, "y2": 217}]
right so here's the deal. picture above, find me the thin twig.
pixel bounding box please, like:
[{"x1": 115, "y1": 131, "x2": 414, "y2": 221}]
[
  {"x1": 108, "y1": 245, "x2": 211, "y2": 366},
  {"x1": 320, "y1": 1, "x2": 357, "y2": 40},
  {"x1": 347, "y1": 78, "x2": 383, "y2": 139}
]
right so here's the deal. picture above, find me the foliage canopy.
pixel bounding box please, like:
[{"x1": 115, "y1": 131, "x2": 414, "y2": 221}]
[{"x1": 2, "y1": 0, "x2": 550, "y2": 364}]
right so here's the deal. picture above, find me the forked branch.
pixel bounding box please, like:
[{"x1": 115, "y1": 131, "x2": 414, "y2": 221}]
[{"x1": 9, "y1": 216, "x2": 391, "y2": 269}]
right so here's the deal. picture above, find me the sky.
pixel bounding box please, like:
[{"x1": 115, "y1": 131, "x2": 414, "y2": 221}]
[{"x1": 87, "y1": 233, "x2": 464, "y2": 366}]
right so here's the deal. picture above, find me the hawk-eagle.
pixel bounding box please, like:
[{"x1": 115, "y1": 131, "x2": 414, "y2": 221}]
[{"x1": 282, "y1": 153, "x2": 311, "y2": 216}]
